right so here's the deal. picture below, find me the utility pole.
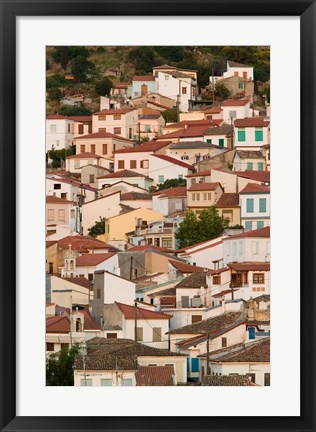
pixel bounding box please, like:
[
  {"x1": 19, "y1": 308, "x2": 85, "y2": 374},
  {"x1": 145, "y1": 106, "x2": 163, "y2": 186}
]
[
  {"x1": 206, "y1": 333, "x2": 210, "y2": 376},
  {"x1": 134, "y1": 301, "x2": 138, "y2": 342}
]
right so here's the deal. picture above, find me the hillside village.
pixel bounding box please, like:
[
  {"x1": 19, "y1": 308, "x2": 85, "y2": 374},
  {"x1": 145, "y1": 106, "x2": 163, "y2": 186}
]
[{"x1": 46, "y1": 57, "x2": 271, "y2": 387}]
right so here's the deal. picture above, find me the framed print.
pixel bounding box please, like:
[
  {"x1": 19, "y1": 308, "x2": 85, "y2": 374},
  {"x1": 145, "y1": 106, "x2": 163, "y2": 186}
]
[{"x1": 0, "y1": 1, "x2": 315, "y2": 431}]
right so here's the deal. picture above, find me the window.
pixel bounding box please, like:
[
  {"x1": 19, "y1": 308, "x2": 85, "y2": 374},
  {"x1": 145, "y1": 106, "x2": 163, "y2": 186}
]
[
  {"x1": 144, "y1": 125, "x2": 151, "y2": 133},
  {"x1": 181, "y1": 296, "x2": 190, "y2": 308},
  {"x1": 114, "y1": 127, "x2": 121, "y2": 135},
  {"x1": 48, "y1": 209, "x2": 54, "y2": 221},
  {"x1": 247, "y1": 373, "x2": 256, "y2": 384},
  {"x1": 158, "y1": 175, "x2": 164, "y2": 184},
  {"x1": 90, "y1": 144, "x2": 96, "y2": 154},
  {"x1": 118, "y1": 160, "x2": 125, "y2": 169},
  {"x1": 203, "y1": 193, "x2": 207, "y2": 201},
  {"x1": 154, "y1": 238, "x2": 160, "y2": 247},
  {"x1": 68, "y1": 123, "x2": 71, "y2": 133},
  {"x1": 74, "y1": 160, "x2": 80, "y2": 169},
  {"x1": 191, "y1": 358, "x2": 200, "y2": 372},
  {"x1": 238, "y1": 129, "x2": 246, "y2": 142},
  {"x1": 257, "y1": 162, "x2": 264, "y2": 171},
  {"x1": 162, "y1": 239, "x2": 173, "y2": 248},
  {"x1": 101, "y1": 379, "x2": 112, "y2": 386},
  {"x1": 53, "y1": 184, "x2": 61, "y2": 190},
  {"x1": 121, "y1": 378, "x2": 133, "y2": 386},
  {"x1": 264, "y1": 373, "x2": 270, "y2": 386},
  {"x1": 61, "y1": 343, "x2": 69, "y2": 350},
  {"x1": 252, "y1": 241, "x2": 259, "y2": 254},
  {"x1": 259, "y1": 198, "x2": 267, "y2": 213},
  {"x1": 98, "y1": 115, "x2": 106, "y2": 121},
  {"x1": 153, "y1": 327, "x2": 162, "y2": 342},
  {"x1": 89, "y1": 174, "x2": 95, "y2": 183},
  {"x1": 178, "y1": 174, "x2": 183, "y2": 180},
  {"x1": 238, "y1": 82, "x2": 244, "y2": 90},
  {"x1": 97, "y1": 288, "x2": 101, "y2": 299},
  {"x1": 253, "y1": 273, "x2": 264, "y2": 284},
  {"x1": 58, "y1": 209, "x2": 65, "y2": 221},
  {"x1": 206, "y1": 139, "x2": 212, "y2": 144},
  {"x1": 46, "y1": 342, "x2": 54, "y2": 351},
  {"x1": 182, "y1": 87, "x2": 187, "y2": 94},
  {"x1": 192, "y1": 193, "x2": 195, "y2": 201},
  {"x1": 196, "y1": 193, "x2": 200, "y2": 201},
  {"x1": 192, "y1": 315, "x2": 202, "y2": 324},
  {"x1": 102, "y1": 144, "x2": 108, "y2": 155},
  {"x1": 136, "y1": 327, "x2": 143, "y2": 342},
  {"x1": 80, "y1": 379, "x2": 92, "y2": 386},
  {"x1": 113, "y1": 114, "x2": 121, "y2": 120},
  {"x1": 191, "y1": 178, "x2": 196, "y2": 184},
  {"x1": 246, "y1": 198, "x2": 254, "y2": 213},
  {"x1": 99, "y1": 128, "x2": 106, "y2": 132},
  {"x1": 243, "y1": 71, "x2": 248, "y2": 79},
  {"x1": 248, "y1": 327, "x2": 256, "y2": 340},
  {"x1": 130, "y1": 160, "x2": 137, "y2": 169},
  {"x1": 181, "y1": 155, "x2": 189, "y2": 160},
  {"x1": 221, "y1": 337, "x2": 227, "y2": 347},
  {"x1": 129, "y1": 128, "x2": 132, "y2": 139},
  {"x1": 106, "y1": 333, "x2": 117, "y2": 339},
  {"x1": 78, "y1": 124, "x2": 84, "y2": 134},
  {"x1": 245, "y1": 221, "x2": 252, "y2": 231},
  {"x1": 80, "y1": 144, "x2": 85, "y2": 153},
  {"x1": 257, "y1": 221, "x2": 264, "y2": 229},
  {"x1": 213, "y1": 275, "x2": 221, "y2": 285},
  {"x1": 218, "y1": 138, "x2": 224, "y2": 147},
  {"x1": 255, "y1": 128, "x2": 263, "y2": 142},
  {"x1": 76, "y1": 318, "x2": 83, "y2": 332},
  {"x1": 140, "y1": 160, "x2": 149, "y2": 169},
  {"x1": 165, "y1": 74, "x2": 169, "y2": 80},
  {"x1": 247, "y1": 162, "x2": 253, "y2": 171},
  {"x1": 50, "y1": 124, "x2": 56, "y2": 133}
]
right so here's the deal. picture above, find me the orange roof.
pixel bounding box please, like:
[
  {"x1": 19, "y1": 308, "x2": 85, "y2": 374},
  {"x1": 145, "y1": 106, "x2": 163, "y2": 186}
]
[
  {"x1": 57, "y1": 235, "x2": 112, "y2": 251},
  {"x1": 228, "y1": 262, "x2": 270, "y2": 271},
  {"x1": 240, "y1": 183, "x2": 270, "y2": 194},
  {"x1": 133, "y1": 75, "x2": 156, "y2": 81},
  {"x1": 188, "y1": 182, "x2": 220, "y2": 191},
  {"x1": 115, "y1": 302, "x2": 172, "y2": 320},
  {"x1": 113, "y1": 140, "x2": 171, "y2": 154},
  {"x1": 97, "y1": 169, "x2": 147, "y2": 179},
  {"x1": 66, "y1": 152, "x2": 102, "y2": 160},
  {"x1": 46, "y1": 195, "x2": 72, "y2": 204},
  {"x1": 75, "y1": 131, "x2": 133, "y2": 142},
  {"x1": 221, "y1": 99, "x2": 250, "y2": 107},
  {"x1": 186, "y1": 170, "x2": 211, "y2": 178},
  {"x1": 227, "y1": 226, "x2": 270, "y2": 239},
  {"x1": 135, "y1": 366, "x2": 174, "y2": 386},
  {"x1": 76, "y1": 252, "x2": 116, "y2": 267},
  {"x1": 46, "y1": 315, "x2": 70, "y2": 333},
  {"x1": 152, "y1": 186, "x2": 187, "y2": 198},
  {"x1": 151, "y1": 154, "x2": 192, "y2": 169},
  {"x1": 216, "y1": 193, "x2": 240, "y2": 208},
  {"x1": 234, "y1": 117, "x2": 270, "y2": 128},
  {"x1": 94, "y1": 108, "x2": 137, "y2": 115},
  {"x1": 168, "y1": 259, "x2": 205, "y2": 273},
  {"x1": 203, "y1": 106, "x2": 223, "y2": 114},
  {"x1": 165, "y1": 119, "x2": 222, "y2": 130}
]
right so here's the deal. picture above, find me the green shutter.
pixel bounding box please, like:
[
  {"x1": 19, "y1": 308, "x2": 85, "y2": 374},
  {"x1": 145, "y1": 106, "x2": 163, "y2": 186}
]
[
  {"x1": 255, "y1": 129, "x2": 263, "y2": 141},
  {"x1": 258, "y1": 162, "x2": 264, "y2": 171},
  {"x1": 219, "y1": 138, "x2": 224, "y2": 147},
  {"x1": 247, "y1": 162, "x2": 253, "y2": 171},
  {"x1": 238, "y1": 129, "x2": 246, "y2": 142},
  {"x1": 245, "y1": 221, "x2": 252, "y2": 231},
  {"x1": 257, "y1": 221, "x2": 264, "y2": 229},
  {"x1": 259, "y1": 198, "x2": 266, "y2": 213},
  {"x1": 206, "y1": 139, "x2": 212, "y2": 144},
  {"x1": 246, "y1": 198, "x2": 254, "y2": 213}
]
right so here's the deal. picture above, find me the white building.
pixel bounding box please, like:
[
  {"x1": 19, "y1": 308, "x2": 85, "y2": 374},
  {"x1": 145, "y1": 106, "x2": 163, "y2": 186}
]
[
  {"x1": 220, "y1": 99, "x2": 251, "y2": 124},
  {"x1": 46, "y1": 114, "x2": 74, "y2": 152},
  {"x1": 239, "y1": 183, "x2": 270, "y2": 231},
  {"x1": 148, "y1": 154, "x2": 192, "y2": 186},
  {"x1": 46, "y1": 176, "x2": 96, "y2": 204},
  {"x1": 234, "y1": 117, "x2": 270, "y2": 149},
  {"x1": 223, "y1": 60, "x2": 254, "y2": 81},
  {"x1": 92, "y1": 108, "x2": 139, "y2": 140}
]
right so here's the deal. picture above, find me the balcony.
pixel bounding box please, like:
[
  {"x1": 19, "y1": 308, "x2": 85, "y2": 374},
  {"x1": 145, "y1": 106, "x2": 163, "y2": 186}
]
[
  {"x1": 175, "y1": 297, "x2": 203, "y2": 309},
  {"x1": 230, "y1": 282, "x2": 249, "y2": 288}
]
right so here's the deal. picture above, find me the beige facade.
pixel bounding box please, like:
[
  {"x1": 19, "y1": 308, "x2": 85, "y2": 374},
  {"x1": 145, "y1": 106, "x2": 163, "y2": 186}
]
[
  {"x1": 46, "y1": 241, "x2": 58, "y2": 274},
  {"x1": 80, "y1": 164, "x2": 110, "y2": 188},
  {"x1": 74, "y1": 134, "x2": 134, "y2": 159},
  {"x1": 104, "y1": 208, "x2": 164, "y2": 242},
  {"x1": 92, "y1": 109, "x2": 139, "y2": 140},
  {"x1": 187, "y1": 184, "x2": 224, "y2": 215},
  {"x1": 220, "y1": 75, "x2": 254, "y2": 101},
  {"x1": 46, "y1": 197, "x2": 72, "y2": 237},
  {"x1": 217, "y1": 207, "x2": 241, "y2": 226}
]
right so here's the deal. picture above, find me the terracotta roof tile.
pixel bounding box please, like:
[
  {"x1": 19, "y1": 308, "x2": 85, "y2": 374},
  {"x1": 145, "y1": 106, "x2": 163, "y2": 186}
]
[
  {"x1": 46, "y1": 315, "x2": 70, "y2": 333},
  {"x1": 136, "y1": 366, "x2": 175, "y2": 386},
  {"x1": 201, "y1": 375, "x2": 255, "y2": 386},
  {"x1": 152, "y1": 186, "x2": 187, "y2": 198},
  {"x1": 128, "y1": 244, "x2": 173, "y2": 253},
  {"x1": 151, "y1": 154, "x2": 192, "y2": 169},
  {"x1": 234, "y1": 117, "x2": 270, "y2": 128},
  {"x1": 76, "y1": 252, "x2": 116, "y2": 267},
  {"x1": 113, "y1": 140, "x2": 171, "y2": 154},
  {"x1": 234, "y1": 170, "x2": 270, "y2": 183},
  {"x1": 75, "y1": 131, "x2": 133, "y2": 141},
  {"x1": 226, "y1": 226, "x2": 270, "y2": 239},
  {"x1": 120, "y1": 192, "x2": 152, "y2": 201},
  {"x1": 93, "y1": 108, "x2": 137, "y2": 115},
  {"x1": 66, "y1": 152, "x2": 102, "y2": 160},
  {"x1": 216, "y1": 193, "x2": 240, "y2": 208},
  {"x1": 239, "y1": 183, "x2": 270, "y2": 194},
  {"x1": 208, "y1": 338, "x2": 270, "y2": 363},
  {"x1": 57, "y1": 276, "x2": 91, "y2": 288},
  {"x1": 174, "y1": 271, "x2": 208, "y2": 288},
  {"x1": 165, "y1": 119, "x2": 222, "y2": 130},
  {"x1": 133, "y1": 75, "x2": 156, "y2": 81},
  {"x1": 188, "y1": 182, "x2": 220, "y2": 191},
  {"x1": 236, "y1": 150, "x2": 264, "y2": 159},
  {"x1": 169, "y1": 259, "x2": 205, "y2": 274},
  {"x1": 57, "y1": 235, "x2": 113, "y2": 251},
  {"x1": 221, "y1": 99, "x2": 250, "y2": 107},
  {"x1": 228, "y1": 262, "x2": 270, "y2": 272},
  {"x1": 186, "y1": 170, "x2": 211, "y2": 178},
  {"x1": 97, "y1": 169, "x2": 147, "y2": 179},
  {"x1": 115, "y1": 302, "x2": 172, "y2": 320},
  {"x1": 46, "y1": 195, "x2": 72, "y2": 204}
]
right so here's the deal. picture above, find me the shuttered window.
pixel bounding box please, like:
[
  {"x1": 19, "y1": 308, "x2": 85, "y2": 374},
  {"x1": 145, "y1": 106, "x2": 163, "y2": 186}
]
[
  {"x1": 136, "y1": 327, "x2": 143, "y2": 342},
  {"x1": 247, "y1": 162, "x2": 253, "y2": 171},
  {"x1": 191, "y1": 358, "x2": 200, "y2": 372},
  {"x1": 81, "y1": 379, "x2": 92, "y2": 386},
  {"x1": 259, "y1": 198, "x2": 266, "y2": 213},
  {"x1": 246, "y1": 198, "x2": 254, "y2": 213},
  {"x1": 255, "y1": 128, "x2": 263, "y2": 141},
  {"x1": 238, "y1": 129, "x2": 246, "y2": 141},
  {"x1": 219, "y1": 138, "x2": 224, "y2": 147},
  {"x1": 101, "y1": 379, "x2": 112, "y2": 386},
  {"x1": 153, "y1": 327, "x2": 162, "y2": 342},
  {"x1": 257, "y1": 162, "x2": 264, "y2": 171}
]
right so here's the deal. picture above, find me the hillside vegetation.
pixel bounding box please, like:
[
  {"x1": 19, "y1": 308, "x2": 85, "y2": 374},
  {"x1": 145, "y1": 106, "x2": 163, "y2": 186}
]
[{"x1": 46, "y1": 45, "x2": 270, "y2": 114}]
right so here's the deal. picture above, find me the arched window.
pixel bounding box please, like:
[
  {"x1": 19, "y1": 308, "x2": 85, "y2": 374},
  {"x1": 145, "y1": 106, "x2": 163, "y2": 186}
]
[
  {"x1": 76, "y1": 318, "x2": 83, "y2": 332},
  {"x1": 70, "y1": 260, "x2": 74, "y2": 270}
]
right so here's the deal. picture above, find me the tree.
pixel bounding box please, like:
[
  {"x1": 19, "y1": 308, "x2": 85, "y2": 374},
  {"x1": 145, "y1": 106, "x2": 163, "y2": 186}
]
[
  {"x1": 46, "y1": 74, "x2": 65, "y2": 89},
  {"x1": 47, "y1": 147, "x2": 74, "y2": 168},
  {"x1": 162, "y1": 108, "x2": 179, "y2": 124},
  {"x1": 128, "y1": 47, "x2": 156, "y2": 73},
  {"x1": 95, "y1": 77, "x2": 113, "y2": 96},
  {"x1": 71, "y1": 56, "x2": 96, "y2": 83},
  {"x1": 214, "y1": 82, "x2": 230, "y2": 100},
  {"x1": 47, "y1": 87, "x2": 62, "y2": 101},
  {"x1": 58, "y1": 105, "x2": 92, "y2": 116},
  {"x1": 46, "y1": 344, "x2": 80, "y2": 386},
  {"x1": 158, "y1": 178, "x2": 187, "y2": 191},
  {"x1": 154, "y1": 46, "x2": 184, "y2": 62},
  {"x1": 88, "y1": 217, "x2": 106, "y2": 238},
  {"x1": 176, "y1": 206, "x2": 229, "y2": 248}
]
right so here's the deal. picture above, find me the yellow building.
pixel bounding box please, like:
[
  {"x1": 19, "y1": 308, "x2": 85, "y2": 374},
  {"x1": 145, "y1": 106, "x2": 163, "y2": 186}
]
[
  {"x1": 215, "y1": 193, "x2": 241, "y2": 226},
  {"x1": 104, "y1": 208, "x2": 164, "y2": 242},
  {"x1": 187, "y1": 182, "x2": 224, "y2": 216}
]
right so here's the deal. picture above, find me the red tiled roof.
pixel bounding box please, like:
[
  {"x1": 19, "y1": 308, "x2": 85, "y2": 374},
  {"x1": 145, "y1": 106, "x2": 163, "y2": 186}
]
[
  {"x1": 133, "y1": 75, "x2": 156, "y2": 82},
  {"x1": 158, "y1": 124, "x2": 223, "y2": 140},
  {"x1": 152, "y1": 186, "x2": 187, "y2": 198},
  {"x1": 46, "y1": 114, "x2": 68, "y2": 120},
  {"x1": 151, "y1": 154, "x2": 192, "y2": 169},
  {"x1": 115, "y1": 302, "x2": 172, "y2": 320},
  {"x1": 227, "y1": 226, "x2": 270, "y2": 239},
  {"x1": 120, "y1": 192, "x2": 152, "y2": 201},
  {"x1": 186, "y1": 170, "x2": 211, "y2": 178},
  {"x1": 46, "y1": 240, "x2": 57, "y2": 248},
  {"x1": 113, "y1": 82, "x2": 131, "y2": 89},
  {"x1": 79, "y1": 309, "x2": 100, "y2": 330},
  {"x1": 66, "y1": 152, "x2": 102, "y2": 160},
  {"x1": 234, "y1": 117, "x2": 270, "y2": 128},
  {"x1": 135, "y1": 366, "x2": 174, "y2": 386},
  {"x1": 188, "y1": 182, "x2": 220, "y2": 191},
  {"x1": 46, "y1": 315, "x2": 70, "y2": 333},
  {"x1": 75, "y1": 131, "x2": 133, "y2": 142},
  {"x1": 169, "y1": 259, "x2": 205, "y2": 273},
  {"x1": 56, "y1": 276, "x2": 91, "y2": 288},
  {"x1": 216, "y1": 193, "x2": 240, "y2": 208},
  {"x1": 94, "y1": 108, "x2": 137, "y2": 115},
  {"x1": 202, "y1": 106, "x2": 223, "y2": 114},
  {"x1": 113, "y1": 140, "x2": 171, "y2": 154},
  {"x1": 234, "y1": 170, "x2": 270, "y2": 183},
  {"x1": 46, "y1": 177, "x2": 97, "y2": 192},
  {"x1": 221, "y1": 99, "x2": 250, "y2": 107},
  {"x1": 46, "y1": 195, "x2": 72, "y2": 204},
  {"x1": 97, "y1": 169, "x2": 147, "y2": 179},
  {"x1": 128, "y1": 244, "x2": 173, "y2": 253},
  {"x1": 239, "y1": 183, "x2": 270, "y2": 194},
  {"x1": 57, "y1": 235, "x2": 113, "y2": 251},
  {"x1": 228, "y1": 262, "x2": 270, "y2": 272},
  {"x1": 165, "y1": 119, "x2": 222, "y2": 130},
  {"x1": 76, "y1": 252, "x2": 116, "y2": 267},
  {"x1": 68, "y1": 116, "x2": 92, "y2": 122}
]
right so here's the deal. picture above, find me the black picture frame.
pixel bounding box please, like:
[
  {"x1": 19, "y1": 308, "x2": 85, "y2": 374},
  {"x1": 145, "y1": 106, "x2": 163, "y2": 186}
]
[{"x1": 0, "y1": 1, "x2": 315, "y2": 431}]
